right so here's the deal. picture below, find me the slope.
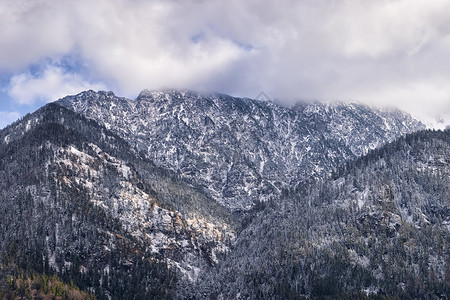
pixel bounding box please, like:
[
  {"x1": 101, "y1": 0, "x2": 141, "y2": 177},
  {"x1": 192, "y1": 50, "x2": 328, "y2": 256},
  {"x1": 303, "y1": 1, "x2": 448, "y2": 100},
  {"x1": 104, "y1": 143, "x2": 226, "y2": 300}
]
[
  {"x1": 0, "y1": 103, "x2": 236, "y2": 298},
  {"x1": 193, "y1": 129, "x2": 450, "y2": 299},
  {"x1": 57, "y1": 89, "x2": 425, "y2": 211}
]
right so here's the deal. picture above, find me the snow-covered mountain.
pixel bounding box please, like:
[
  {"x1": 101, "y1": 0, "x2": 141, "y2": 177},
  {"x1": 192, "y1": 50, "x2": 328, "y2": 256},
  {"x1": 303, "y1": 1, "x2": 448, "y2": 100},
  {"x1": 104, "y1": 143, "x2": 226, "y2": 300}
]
[
  {"x1": 0, "y1": 104, "x2": 236, "y2": 297},
  {"x1": 2, "y1": 89, "x2": 446, "y2": 299},
  {"x1": 57, "y1": 89, "x2": 425, "y2": 211},
  {"x1": 193, "y1": 129, "x2": 450, "y2": 299}
]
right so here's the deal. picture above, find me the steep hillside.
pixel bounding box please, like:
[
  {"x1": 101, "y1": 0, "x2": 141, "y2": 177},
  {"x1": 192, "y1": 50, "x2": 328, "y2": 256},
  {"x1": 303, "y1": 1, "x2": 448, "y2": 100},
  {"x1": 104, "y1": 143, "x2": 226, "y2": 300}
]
[
  {"x1": 0, "y1": 90, "x2": 437, "y2": 299},
  {"x1": 193, "y1": 129, "x2": 450, "y2": 299},
  {"x1": 57, "y1": 89, "x2": 425, "y2": 211},
  {"x1": 0, "y1": 104, "x2": 236, "y2": 298}
]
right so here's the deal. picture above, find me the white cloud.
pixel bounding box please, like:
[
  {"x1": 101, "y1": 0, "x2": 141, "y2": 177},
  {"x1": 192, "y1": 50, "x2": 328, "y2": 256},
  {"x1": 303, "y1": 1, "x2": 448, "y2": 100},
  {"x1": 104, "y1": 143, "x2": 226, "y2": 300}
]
[
  {"x1": 353, "y1": 80, "x2": 450, "y2": 129},
  {"x1": 0, "y1": 111, "x2": 20, "y2": 129},
  {"x1": 0, "y1": 0, "x2": 74, "y2": 70},
  {"x1": 6, "y1": 65, "x2": 106, "y2": 105},
  {"x1": 0, "y1": 0, "x2": 253, "y2": 95},
  {"x1": 1, "y1": 0, "x2": 450, "y2": 127}
]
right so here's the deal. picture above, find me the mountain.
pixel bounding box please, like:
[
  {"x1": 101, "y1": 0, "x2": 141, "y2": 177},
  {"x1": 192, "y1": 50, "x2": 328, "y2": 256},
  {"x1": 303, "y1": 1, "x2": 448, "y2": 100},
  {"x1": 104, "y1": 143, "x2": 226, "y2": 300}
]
[
  {"x1": 1, "y1": 89, "x2": 445, "y2": 299},
  {"x1": 0, "y1": 103, "x2": 236, "y2": 298},
  {"x1": 192, "y1": 129, "x2": 450, "y2": 299},
  {"x1": 57, "y1": 89, "x2": 425, "y2": 211}
]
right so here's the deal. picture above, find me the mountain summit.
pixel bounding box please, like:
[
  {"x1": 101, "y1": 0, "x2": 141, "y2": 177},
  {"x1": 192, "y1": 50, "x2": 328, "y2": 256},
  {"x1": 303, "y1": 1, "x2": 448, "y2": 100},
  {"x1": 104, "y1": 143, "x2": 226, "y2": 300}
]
[
  {"x1": 1, "y1": 89, "x2": 446, "y2": 299},
  {"x1": 57, "y1": 90, "x2": 424, "y2": 210}
]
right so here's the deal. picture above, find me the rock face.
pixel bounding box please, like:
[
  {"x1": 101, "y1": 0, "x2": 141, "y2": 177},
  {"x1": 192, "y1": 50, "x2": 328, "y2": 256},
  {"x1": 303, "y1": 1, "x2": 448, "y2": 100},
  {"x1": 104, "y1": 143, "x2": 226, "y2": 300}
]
[
  {"x1": 1, "y1": 89, "x2": 446, "y2": 299},
  {"x1": 0, "y1": 104, "x2": 236, "y2": 298},
  {"x1": 193, "y1": 129, "x2": 450, "y2": 299},
  {"x1": 57, "y1": 89, "x2": 424, "y2": 211}
]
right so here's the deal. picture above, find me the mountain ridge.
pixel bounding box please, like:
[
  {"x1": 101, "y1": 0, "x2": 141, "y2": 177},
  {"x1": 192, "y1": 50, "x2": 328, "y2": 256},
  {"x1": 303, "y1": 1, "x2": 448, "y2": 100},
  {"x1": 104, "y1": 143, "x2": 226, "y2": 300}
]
[
  {"x1": 0, "y1": 103, "x2": 237, "y2": 297},
  {"x1": 1, "y1": 90, "x2": 446, "y2": 299},
  {"x1": 192, "y1": 128, "x2": 450, "y2": 299},
  {"x1": 56, "y1": 89, "x2": 425, "y2": 211}
]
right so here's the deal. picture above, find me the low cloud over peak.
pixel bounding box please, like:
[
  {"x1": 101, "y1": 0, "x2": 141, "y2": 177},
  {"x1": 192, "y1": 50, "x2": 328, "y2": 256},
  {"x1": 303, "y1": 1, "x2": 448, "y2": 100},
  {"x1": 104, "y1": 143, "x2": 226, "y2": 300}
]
[{"x1": 1, "y1": 0, "x2": 449, "y2": 128}]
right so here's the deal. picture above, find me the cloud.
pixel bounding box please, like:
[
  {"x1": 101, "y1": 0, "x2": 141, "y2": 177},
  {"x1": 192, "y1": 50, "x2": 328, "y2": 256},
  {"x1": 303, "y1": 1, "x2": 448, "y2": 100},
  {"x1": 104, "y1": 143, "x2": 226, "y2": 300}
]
[
  {"x1": 6, "y1": 64, "x2": 106, "y2": 105},
  {"x1": 1, "y1": 0, "x2": 450, "y2": 126},
  {"x1": 0, "y1": 111, "x2": 20, "y2": 129},
  {"x1": 0, "y1": 0, "x2": 74, "y2": 71},
  {"x1": 0, "y1": 0, "x2": 253, "y2": 95}
]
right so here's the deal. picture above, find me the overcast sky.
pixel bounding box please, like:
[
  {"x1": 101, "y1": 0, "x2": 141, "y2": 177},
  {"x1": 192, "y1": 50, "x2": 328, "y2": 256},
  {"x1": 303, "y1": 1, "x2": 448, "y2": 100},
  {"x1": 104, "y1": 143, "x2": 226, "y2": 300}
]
[{"x1": 1, "y1": 0, "x2": 450, "y2": 128}]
